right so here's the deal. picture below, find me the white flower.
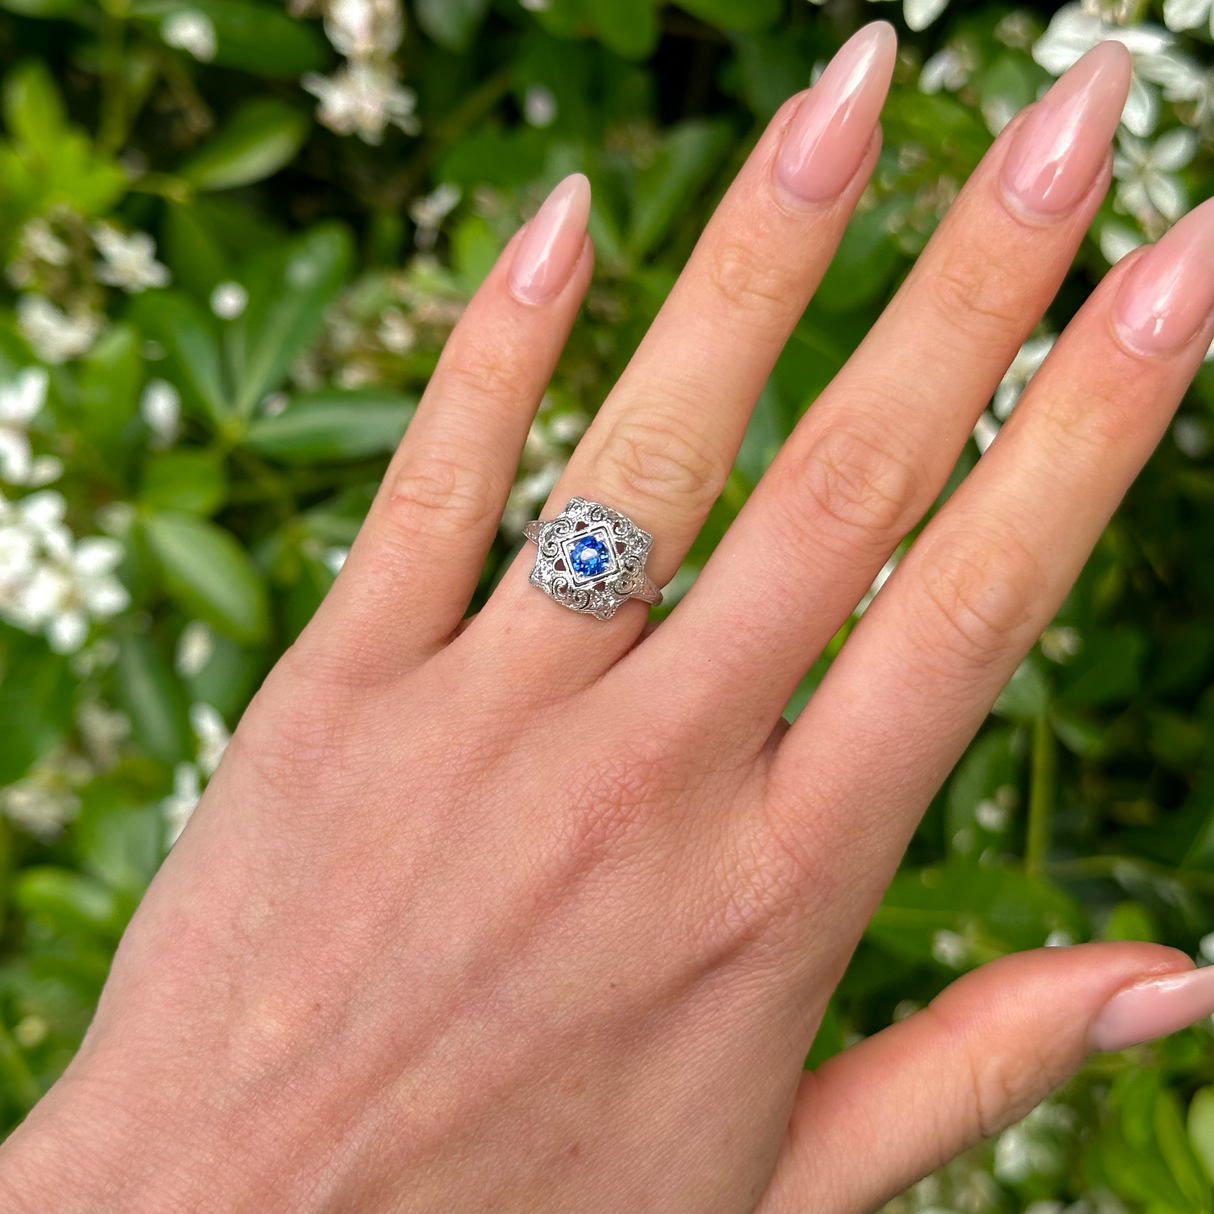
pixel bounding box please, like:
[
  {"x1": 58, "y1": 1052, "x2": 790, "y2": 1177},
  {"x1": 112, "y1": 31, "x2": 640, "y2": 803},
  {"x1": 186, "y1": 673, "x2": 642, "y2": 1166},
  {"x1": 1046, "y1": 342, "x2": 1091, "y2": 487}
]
[
  {"x1": 920, "y1": 48, "x2": 972, "y2": 94},
  {"x1": 855, "y1": 549, "x2": 900, "y2": 616},
  {"x1": 904, "y1": 0, "x2": 950, "y2": 31},
  {"x1": 140, "y1": 379, "x2": 181, "y2": 449},
  {"x1": 210, "y1": 281, "x2": 248, "y2": 319},
  {"x1": 519, "y1": 0, "x2": 551, "y2": 9},
  {"x1": 0, "y1": 366, "x2": 53, "y2": 486},
  {"x1": 932, "y1": 929, "x2": 969, "y2": 968},
  {"x1": 1, "y1": 778, "x2": 78, "y2": 840},
  {"x1": 303, "y1": 61, "x2": 420, "y2": 144},
  {"x1": 1165, "y1": 0, "x2": 1214, "y2": 36},
  {"x1": 995, "y1": 334, "x2": 1055, "y2": 419},
  {"x1": 502, "y1": 461, "x2": 564, "y2": 536},
  {"x1": 1175, "y1": 415, "x2": 1211, "y2": 457},
  {"x1": 323, "y1": 0, "x2": 401, "y2": 58},
  {"x1": 76, "y1": 700, "x2": 130, "y2": 769},
  {"x1": 161, "y1": 9, "x2": 217, "y2": 61},
  {"x1": 33, "y1": 537, "x2": 129, "y2": 651},
  {"x1": 164, "y1": 761, "x2": 201, "y2": 845},
  {"x1": 378, "y1": 308, "x2": 416, "y2": 353},
  {"x1": 17, "y1": 295, "x2": 102, "y2": 364},
  {"x1": 409, "y1": 182, "x2": 462, "y2": 249},
  {"x1": 1033, "y1": 5, "x2": 1182, "y2": 136},
  {"x1": 190, "y1": 702, "x2": 229, "y2": 776},
  {"x1": 176, "y1": 620, "x2": 215, "y2": 678},
  {"x1": 972, "y1": 411, "x2": 1001, "y2": 453},
  {"x1": 8, "y1": 217, "x2": 72, "y2": 290},
  {"x1": 1113, "y1": 127, "x2": 1198, "y2": 221},
  {"x1": 1100, "y1": 219, "x2": 1146, "y2": 263},
  {"x1": 524, "y1": 84, "x2": 558, "y2": 128},
  {"x1": 0, "y1": 492, "x2": 129, "y2": 652},
  {"x1": 92, "y1": 223, "x2": 170, "y2": 294}
]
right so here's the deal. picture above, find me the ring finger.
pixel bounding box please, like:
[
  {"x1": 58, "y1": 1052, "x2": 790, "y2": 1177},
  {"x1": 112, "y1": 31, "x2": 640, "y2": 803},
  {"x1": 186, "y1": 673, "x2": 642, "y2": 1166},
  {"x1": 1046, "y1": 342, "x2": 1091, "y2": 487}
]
[{"x1": 475, "y1": 22, "x2": 897, "y2": 683}]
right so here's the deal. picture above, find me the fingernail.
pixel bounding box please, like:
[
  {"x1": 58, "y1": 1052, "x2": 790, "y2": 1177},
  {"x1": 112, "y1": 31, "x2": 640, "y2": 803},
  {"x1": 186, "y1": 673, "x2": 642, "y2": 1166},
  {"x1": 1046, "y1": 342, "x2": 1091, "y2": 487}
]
[
  {"x1": 774, "y1": 22, "x2": 896, "y2": 205},
  {"x1": 508, "y1": 173, "x2": 592, "y2": 305},
  {"x1": 1000, "y1": 41, "x2": 1130, "y2": 218},
  {"x1": 1089, "y1": 965, "x2": 1214, "y2": 1052},
  {"x1": 1113, "y1": 198, "x2": 1214, "y2": 356}
]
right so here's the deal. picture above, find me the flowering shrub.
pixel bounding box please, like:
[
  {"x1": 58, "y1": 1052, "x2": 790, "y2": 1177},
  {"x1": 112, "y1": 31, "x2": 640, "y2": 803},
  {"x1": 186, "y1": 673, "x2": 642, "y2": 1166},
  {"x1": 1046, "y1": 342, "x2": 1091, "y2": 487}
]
[{"x1": 0, "y1": 0, "x2": 1213, "y2": 1206}]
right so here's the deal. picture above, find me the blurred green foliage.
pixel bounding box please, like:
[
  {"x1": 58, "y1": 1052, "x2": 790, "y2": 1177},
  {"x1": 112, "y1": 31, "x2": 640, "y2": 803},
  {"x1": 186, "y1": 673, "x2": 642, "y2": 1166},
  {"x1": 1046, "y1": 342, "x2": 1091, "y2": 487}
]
[{"x1": 0, "y1": 0, "x2": 1212, "y2": 1208}]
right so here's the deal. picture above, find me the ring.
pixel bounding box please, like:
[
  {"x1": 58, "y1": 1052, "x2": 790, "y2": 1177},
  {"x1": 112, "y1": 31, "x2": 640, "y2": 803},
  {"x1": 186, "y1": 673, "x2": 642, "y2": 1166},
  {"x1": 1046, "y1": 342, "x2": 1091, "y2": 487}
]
[{"x1": 523, "y1": 497, "x2": 663, "y2": 620}]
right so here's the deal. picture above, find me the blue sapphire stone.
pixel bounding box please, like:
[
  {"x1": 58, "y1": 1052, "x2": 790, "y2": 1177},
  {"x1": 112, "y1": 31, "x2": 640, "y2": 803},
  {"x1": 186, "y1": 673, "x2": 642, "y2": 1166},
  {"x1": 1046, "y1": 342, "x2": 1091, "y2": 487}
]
[{"x1": 569, "y1": 533, "x2": 612, "y2": 579}]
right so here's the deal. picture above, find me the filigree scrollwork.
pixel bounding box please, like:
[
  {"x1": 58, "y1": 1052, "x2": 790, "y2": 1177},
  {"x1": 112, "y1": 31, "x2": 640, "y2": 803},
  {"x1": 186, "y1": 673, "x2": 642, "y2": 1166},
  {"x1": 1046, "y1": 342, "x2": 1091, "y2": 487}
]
[{"x1": 524, "y1": 497, "x2": 660, "y2": 620}]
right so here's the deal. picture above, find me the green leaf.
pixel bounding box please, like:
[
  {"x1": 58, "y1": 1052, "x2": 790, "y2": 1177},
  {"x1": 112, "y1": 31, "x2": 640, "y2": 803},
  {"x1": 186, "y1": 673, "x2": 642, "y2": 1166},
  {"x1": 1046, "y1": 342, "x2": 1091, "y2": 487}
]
[
  {"x1": 1057, "y1": 627, "x2": 1146, "y2": 708},
  {"x1": 451, "y1": 212, "x2": 503, "y2": 293},
  {"x1": 0, "y1": 63, "x2": 125, "y2": 222},
  {"x1": 74, "y1": 781, "x2": 162, "y2": 896},
  {"x1": 583, "y1": 0, "x2": 659, "y2": 59},
  {"x1": 130, "y1": 0, "x2": 329, "y2": 77},
  {"x1": 1157, "y1": 1089, "x2": 1212, "y2": 1213},
  {"x1": 130, "y1": 291, "x2": 228, "y2": 423},
  {"x1": 0, "y1": 628, "x2": 73, "y2": 785},
  {"x1": 2, "y1": 59, "x2": 65, "y2": 154},
  {"x1": 227, "y1": 224, "x2": 353, "y2": 416},
  {"x1": 1102, "y1": 900, "x2": 1161, "y2": 942},
  {"x1": 113, "y1": 630, "x2": 190, "y2": 765},
  {"x1": 144, "y1": 512, "x2": 269, "y2": 641},
  {"x1": 945, "y1": 728, "x2": 1021, "y2": 856},
  {"x1": 805, "y1": 999, "x2": 844, "y2": 1069},
  {"x1": 1189, "y1": 1087, "x2": 1214, "y2": 1182},
  {"x1": 993, "y1": 657, "x2": 1050, "y2": 722},
  {"x1": 415, "y1": 0, "x2": 490, "y2": 52},
  {"x1": 732, "y1": 31, "x2": 814, "y2": 119},
  {"x1": 675, "y1": 0, "x2": 782, "y2": 32},
  {"x1": 180, "y1": 99, "x2": 310, "y2": 192},
  {"x1": 866, "y1": 860, "x2": 1086, "y2": 969},
  {"x1": 182, "y1": 631, "x2": 263, "y2": 719},
  {"x1": 0, "y1": 0, "x2": 85, "y2": 17},
  {"x1": 139, "y1": 449, "x2": 227, "y2": 515},
  {"x1": 14, "y1": 868, "x2": 127, "y2": 944},
  {"x1": 76, "y1": 324, "x2": 143, "y2": 460},
  {"x1": 241, "y1": 388, "x2": 416, "y2": 463},
  {"x1": 628, "y1": 120, "x2": 732, "y2": 259},
  {"x1": 816, "y1": 202, "x2": 902, "y2": 314}
]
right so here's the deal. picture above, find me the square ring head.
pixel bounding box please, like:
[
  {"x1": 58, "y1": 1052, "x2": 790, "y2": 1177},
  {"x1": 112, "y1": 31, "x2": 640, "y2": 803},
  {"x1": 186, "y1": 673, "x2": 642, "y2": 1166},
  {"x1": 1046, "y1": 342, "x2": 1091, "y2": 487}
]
[{"x1": 528, "y1": 498, "x2": 653, "y2": 620}]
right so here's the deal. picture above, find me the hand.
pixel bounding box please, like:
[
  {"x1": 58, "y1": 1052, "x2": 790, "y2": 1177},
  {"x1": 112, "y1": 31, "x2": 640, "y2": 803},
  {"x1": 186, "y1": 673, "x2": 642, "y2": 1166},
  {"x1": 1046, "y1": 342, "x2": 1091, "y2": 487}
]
[{"x1": 4, "y1": 24, "x2": 1214, "y2": 1214}]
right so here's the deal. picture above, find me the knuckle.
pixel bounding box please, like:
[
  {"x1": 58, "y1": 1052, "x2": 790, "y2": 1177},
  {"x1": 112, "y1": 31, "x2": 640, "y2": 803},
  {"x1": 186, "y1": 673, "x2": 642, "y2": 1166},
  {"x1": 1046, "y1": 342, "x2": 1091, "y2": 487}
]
[
  {"x1": 959, "y1": 1026, "x2": 1056, "y2": 1139},
  {"x1": 927, "y1": 255, "x2": 1023, "y2": 343},
  {"x1": 441, "y1": 333, "x2": 526, "y2": 403},
  {"x1": 594, "y1": 410, "x2": 724, "y2": 520},
  {"x1": 783, "y1": 422, "x2": 920, "y2": 555},
  {"x1": 704, "y1": 237, "x2": 797, "y2": 317},
  {"x1": 916, "y1": 534, "x2": 1038, "y2": 668},
  {"x1": 387, "y1": 449, "x2": 495, "y2": 533}
]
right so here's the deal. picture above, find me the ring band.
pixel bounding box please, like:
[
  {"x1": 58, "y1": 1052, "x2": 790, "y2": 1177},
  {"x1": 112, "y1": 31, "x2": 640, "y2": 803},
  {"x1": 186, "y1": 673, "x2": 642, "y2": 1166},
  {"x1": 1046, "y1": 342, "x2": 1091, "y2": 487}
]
[{"x1": 524, "y1": 498, "x2": 663, "y2": 620}]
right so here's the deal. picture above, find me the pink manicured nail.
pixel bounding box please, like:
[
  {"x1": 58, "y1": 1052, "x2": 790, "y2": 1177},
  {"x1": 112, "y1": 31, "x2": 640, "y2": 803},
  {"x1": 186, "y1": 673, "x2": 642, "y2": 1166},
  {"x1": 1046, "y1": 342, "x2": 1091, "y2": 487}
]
[
  {"x1": 508, "y1": 173, "x2": 592, "y2": 305},
  {"x1": 1089, "y1": 966, "x2": 1214, "y2": 1052},
  {"x1": 1000, "y1": 41, "x2": 1130, "y2": 217},
  {"x1": 1113, "y1": 198, "x2": 1214, "y2": 356},
  {"x1": 774, "y1": 22, "x2": 896, "y2": 205}
]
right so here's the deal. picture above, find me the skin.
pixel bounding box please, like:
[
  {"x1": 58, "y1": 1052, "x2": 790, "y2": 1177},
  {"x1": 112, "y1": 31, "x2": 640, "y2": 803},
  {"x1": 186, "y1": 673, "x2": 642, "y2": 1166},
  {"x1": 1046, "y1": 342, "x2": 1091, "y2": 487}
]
[{"x1": 0, "y1": 29, "x2": 1208, "y2": 1214}]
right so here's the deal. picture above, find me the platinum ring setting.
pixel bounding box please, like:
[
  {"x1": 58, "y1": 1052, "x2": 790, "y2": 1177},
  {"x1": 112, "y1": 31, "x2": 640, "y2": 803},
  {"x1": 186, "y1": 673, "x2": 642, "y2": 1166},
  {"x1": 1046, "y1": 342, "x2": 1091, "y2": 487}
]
[{"x1": 523, "y1": 497, "x2": 663, "y2": 620}]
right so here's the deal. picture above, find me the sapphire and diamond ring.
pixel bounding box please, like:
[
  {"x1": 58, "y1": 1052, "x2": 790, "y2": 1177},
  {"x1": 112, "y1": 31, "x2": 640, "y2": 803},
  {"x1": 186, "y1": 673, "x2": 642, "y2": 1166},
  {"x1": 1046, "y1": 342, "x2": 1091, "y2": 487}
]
[{"x1": 523, "y1": 497, "x2": 662, "y2": 620}]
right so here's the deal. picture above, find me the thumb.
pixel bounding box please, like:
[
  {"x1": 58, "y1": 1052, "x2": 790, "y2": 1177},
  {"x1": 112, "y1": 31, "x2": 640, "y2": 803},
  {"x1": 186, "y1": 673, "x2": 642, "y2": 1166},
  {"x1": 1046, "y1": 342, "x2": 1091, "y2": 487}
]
[{"x1": 757, "y1": 942, "x2": 1214, "y2": 1214}]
